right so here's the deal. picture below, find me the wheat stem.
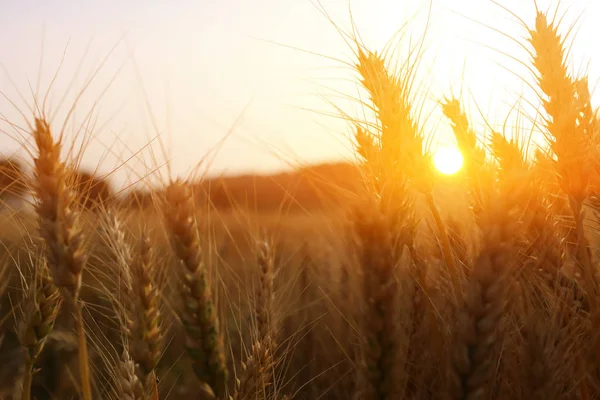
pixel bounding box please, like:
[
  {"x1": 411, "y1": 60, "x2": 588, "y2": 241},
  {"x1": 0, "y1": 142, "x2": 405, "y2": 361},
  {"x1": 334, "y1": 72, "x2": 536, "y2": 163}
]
[
  {"x1": 425, "y1": 192, "x2": 459, "y2": 295},
  {"x1": 76, "y1": 303, "x2": 93, "y2": 400},
  {"x1": 20, "y1": 358, "x2": 34, "y2": 400}
]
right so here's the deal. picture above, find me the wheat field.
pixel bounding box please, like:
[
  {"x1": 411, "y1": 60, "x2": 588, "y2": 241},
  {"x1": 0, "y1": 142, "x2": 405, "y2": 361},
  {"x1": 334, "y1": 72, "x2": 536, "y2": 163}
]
[{"x1": 1, "y1": 4, "x2": 600, "y2": 400}]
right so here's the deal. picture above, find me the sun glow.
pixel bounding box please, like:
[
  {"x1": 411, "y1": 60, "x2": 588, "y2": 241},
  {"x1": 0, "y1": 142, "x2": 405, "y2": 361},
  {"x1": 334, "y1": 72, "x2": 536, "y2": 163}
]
[{"x1": 433, "y1": 146, "x2": 464, "y2": 175}]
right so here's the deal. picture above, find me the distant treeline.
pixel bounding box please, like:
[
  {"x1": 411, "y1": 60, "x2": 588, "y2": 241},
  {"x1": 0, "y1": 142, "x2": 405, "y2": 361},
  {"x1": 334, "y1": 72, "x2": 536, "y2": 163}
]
[
  {"x1": 0, "y1": 157, "x2": 366, "y2": 212},
  {"x1": 0, "y1": 156, "x2": 113, "y2": 210},
  {"x1": 196, "y1": 162, "x2": 363, "y2": 212}
]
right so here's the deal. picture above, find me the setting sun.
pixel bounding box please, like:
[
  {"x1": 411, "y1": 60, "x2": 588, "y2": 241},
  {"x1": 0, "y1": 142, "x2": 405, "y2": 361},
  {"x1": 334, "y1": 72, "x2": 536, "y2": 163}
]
[{"x1": 433, "y1": 146, "x2": 464, "y2": 175}]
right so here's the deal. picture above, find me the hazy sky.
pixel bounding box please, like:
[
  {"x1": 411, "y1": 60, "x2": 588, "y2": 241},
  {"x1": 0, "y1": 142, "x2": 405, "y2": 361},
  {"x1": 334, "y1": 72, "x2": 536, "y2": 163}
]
[{"x1": 0, "y1": 0, "x2": 598, "y2": 189}]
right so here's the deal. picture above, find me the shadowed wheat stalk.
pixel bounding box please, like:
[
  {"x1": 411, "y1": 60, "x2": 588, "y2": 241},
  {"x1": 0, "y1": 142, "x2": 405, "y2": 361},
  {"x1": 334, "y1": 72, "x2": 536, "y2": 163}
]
[
  {"x1": 353, "y1": 202, "x2": 404, "y2": 399},
  {"x1": 451, "y1": 195, "x2": 517, "y2": 400}
]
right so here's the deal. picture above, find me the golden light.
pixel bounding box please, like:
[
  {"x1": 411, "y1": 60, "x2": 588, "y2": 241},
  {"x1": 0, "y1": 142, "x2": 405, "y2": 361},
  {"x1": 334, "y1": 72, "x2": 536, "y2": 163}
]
[{"x1": 433, "y1": 146, "x2": 464, "y2": 175}]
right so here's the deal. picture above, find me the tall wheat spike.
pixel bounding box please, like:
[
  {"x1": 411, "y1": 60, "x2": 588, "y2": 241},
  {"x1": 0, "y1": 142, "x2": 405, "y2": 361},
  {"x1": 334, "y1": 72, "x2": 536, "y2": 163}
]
[
  {"x1": 127, "y1": 233, "x2": 163, "y2": 400},
  {"x1": 529, "y1": 21, "x2": 598, "y2": 397},
  {"x1": 355, "y1": 49, "x2": 458, "y2": 291},
  {"x1": 355, "y1": 49, "x2": 429, "y2": 186},
  {"x1": 441, "y1": 97, "x2": 489, "y2": 220},
  {"x1": 528, "y1": 10, "x2": 598, "y2": 302},
  {"x1": 163, "y1": 180, "x2": 228, "y2": 398},
  {"x1": 31, "y1": 118, "x2": 92, "y2": 400}
]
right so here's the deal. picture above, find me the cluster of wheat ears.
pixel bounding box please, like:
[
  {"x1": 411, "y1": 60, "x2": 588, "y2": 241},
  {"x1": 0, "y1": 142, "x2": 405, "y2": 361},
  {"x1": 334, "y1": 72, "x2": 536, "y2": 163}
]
[{"x1": 3, "y1": 5, "x2": 600, "y2": 400}]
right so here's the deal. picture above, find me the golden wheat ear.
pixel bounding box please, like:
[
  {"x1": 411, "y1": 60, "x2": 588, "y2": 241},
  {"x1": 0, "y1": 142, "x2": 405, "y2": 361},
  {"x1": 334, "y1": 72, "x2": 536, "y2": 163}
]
[
  {"x1": 351, "y1": 42, "x2": 435, "y2": 399},
  {"x1": 31, "y1": 118, "x2": 86, "y2": 300},
  {"x1": 528, "y1": 10, "x2": 599, "y2": 329},
  {"x1": 102, "y1": 210, "x2": 164, "y2": 400},
  {"x1": 116, "y1": 349, "x2": 144, "y2": 400},
  {"x1": 233, "y1": 240, "x2": 280, "y2": 400},
  {"x1": 30, "y1": 117, "x2": 93, "y2": 400},
  {"x1": 17, "y1": 261, "x2": 62, "y2": 400},
  {"x1": 163, "y1": 180, "x2": 228, "y2": 398},
  {"x1": 232, "y1": 341, "x2": 275, "y2": 400},
  {"x1": 130, "y1": 233, "x2": 163, "y2": 398},
  {"x1": 255, "y1": 240, "x2": 277, "y2": 353}
]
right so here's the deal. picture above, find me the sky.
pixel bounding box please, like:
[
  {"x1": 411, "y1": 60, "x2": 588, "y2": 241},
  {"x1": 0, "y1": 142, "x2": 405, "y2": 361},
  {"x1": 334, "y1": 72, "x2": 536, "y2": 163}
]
[{"x1": 0, "y1": 0, "x2": 598, "y2": 190}]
